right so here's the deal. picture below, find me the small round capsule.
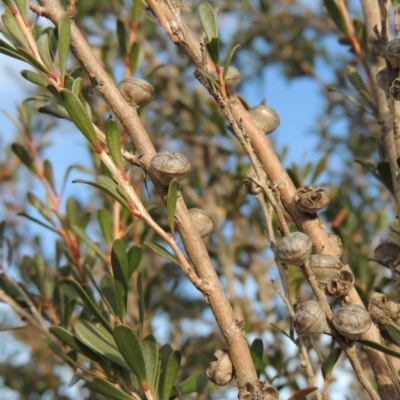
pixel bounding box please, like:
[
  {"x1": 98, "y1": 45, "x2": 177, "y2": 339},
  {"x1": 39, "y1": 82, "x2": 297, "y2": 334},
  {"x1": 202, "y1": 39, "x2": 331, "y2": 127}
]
[
  {"x1": 248, "y1": 105, "x2": 280, "y2": 135},
  {"x1": 118, "y1": 77, "x2": 155, "y2": 108},
  {"x1": 188, "y1": 208, "x2": 214, "y2": 238},
  {"x1": 294, "y1": 301, "x2": 327, "y2": 335},
  {"x1": 276, "y1": 232, "x2": 313, "y2": 266},
  {"x1": 150, "y1": 152, "x2": 191, "y2": 185}
]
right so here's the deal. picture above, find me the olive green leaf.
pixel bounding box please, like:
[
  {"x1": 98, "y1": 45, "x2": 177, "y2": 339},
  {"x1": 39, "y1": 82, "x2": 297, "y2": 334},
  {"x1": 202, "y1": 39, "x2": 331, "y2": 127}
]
[
  {"x1": 323, "y1": 0, "x2": 349, "y2": 36},
  {"x1": 321, "y1": 346, "x2": 342, "y2": 380},
  {"x1": 97, "y1": 208, "x2": 112, "y2": 246},
  {"x1": 100, "y1": 273, "x2": 119, "y2": 316},
  {"x1": 60, "y1": 88, "x2": 99, "y2": 146},
  {"x1": 106, "y1": 118, "x2": 123, "y2": 170},
  {"x1": 144, "y1": 242, "x2": 179, "y2": 264},
  {"x1": 21, "y1": 70, "x2": 48, "y2": 87},
  {"x1": 223, "y1": 44, "x2": 241, "y2": 79},
  {"x1": 88, "y1": 377, "x2": 133, "y2": 400},
  {"x1": 113, "y1": 325, "x2": 148, "y2": 388},
  {"x1": 198, "y1": 2, "x2": 220, "y2": 65},
  {"x1": 250, "y1": 338, "x2": 264, "y2": 378},
  {"x1": 17, "y1": 212, "x2": 58, "y2": 234},
  {"x1": 159, "y1": 346, "x2": 181, "y2": 400},
  {"x1": 178, "y1": 371, "x2": 208, "y2": 395},
  {"x1": 167, "y1": 178, "x2": 178, "y2": 235},
  {"x1": 129, "y1": 42, "x2": 142, "y2": 75},
  {"x1": 15, "y1": 0, "x2": 28, "y2": 20},
  {"x1": 37, "y1": 33, "x2": 54, "y2": 71},
  {"x1": 17, "y1": 47, "x2": 50, "y2": 74},
  {"x1": 0, "y1": 38, "x2": 26, "y2": 61},
  {"x1": 387, "y1": 323, "x2": 400, "y2": 347},
  {"x1": 142, "y1": 335, "x2": 159, "y2": 393},
  {"x1": 58, "y1": 12, "x2": 71, "y2": 81},
  {"x1": 12, "y1": 143, "x2": 36, "y2": 173},
  {"x1": 127, "y1": 245, "x2": 143, "y2": 277},
  {"x1": 43, "y1": 159, "x2": 56, "y2": 191},
  {"x1": 2, "y1": 11, "x2": 29, "y2": 48},
  {"x1": 116, "y1": 19, "x2": 127, "y2": 58},
  {"x1": 358, "y1": 338, "x2": 400, "y2": 358}
]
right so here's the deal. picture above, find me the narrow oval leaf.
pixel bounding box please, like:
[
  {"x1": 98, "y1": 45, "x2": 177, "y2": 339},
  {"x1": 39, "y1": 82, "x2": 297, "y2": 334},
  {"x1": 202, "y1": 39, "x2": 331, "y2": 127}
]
[
  {"x1": 358, "y1": 338, "x2": 400, "y2": 358},
  {"x1": 223, "y1": 44, "x2": 241, "y2": 79},
  {"x1": 98, "y1": 208, "x2": 112, "y2": 245},
  {"x1": 159, "y1": 350, "x2": 181, "y2": 400},
  {"x1": 64, "y1": 278, "x2": 112, "y2": 333},
  {"x1": 179, "y1": 371, "x2": 208, "y2": 395},
  {"x1": 89, "y1": 377, "x2": 133, "y2": 400},
  {"x1": 37, "y1": 33, "x2": 54, "y2": 71},
  {"x1": 129, "y1": 42, "x2": 142, "y2": 75},
  {"x1": 287, "y1": 387, "x2": 318, "y2": 400},
  {"x1": 2, "y1": 12, "x2": 29, "y2": 48},
  {"x1": 101, "y1": 274, "x2": 120, "y2": 316},
  {"x1": 322, "y1": 347, "x2": 342, "y2": 379},
  {"x1": 74, "y1": 320, "x2": 128, "y2": 368},
  {"x1": 60, "y1": 88, "x2": 98, "y2": 146},
  {"x1": 58, "y1": 12, "x2": 71, "y2": 80},
  {"x1": 27, "y1": 191, "x2": 52, "y2": 220},
  {"x1": 144, "y1": 242, "x2": 179, "y2": 264},
  {"x1": 106, "y1": 118, "x2": 123, "y2": 170},
  {"x1": 142, "y1": 335, "x2": 159, "y2": 393},
  {"x1": 127, "y1": 246, "x2": 143, "y2": 277},
  {"x1": 311, "y1": 155, "x2": 327, "y2": 183},
  {"x1": 66, "y1": 196, "x2": 79, "y2": 227},
  {"x1": 72, "y1": 77, "x2": 83, "y2": 97},
  {"x1": 250, "y1": 338, "x2": 264, "y2": 378},
  {"x1": 21, "y1": 70, "x2": 48, "y2": 87},
  {"x1": 387, "y1": 323, "x2": 400, "y2": 347},
  {"x1": 12, "y1": 143, "x2": 36, "y2": 173},
  {"x1": 15, "y1": 0, "x2": 28, "y2": 20},
  {"x1": 17, "y1": 47, "x2": 50, "y2": 74},
  {"x1": 206, "y1": 37, "x2": 220, "y2": 66},
  {"x1": 199, "y1": 2, "x2": 218, "y2": 41},
  {"x1": 17, "y1": 212, "x2": 59, "y2": 233},
  {"x1": 346, "y1": 65, "x2": 368, "y2": 94},
  {"x1": 113, "y1": 325, "x2": 148, "y2": 388},
  {"x1": 44, "y1": 159, "x2": 56, "y2": 191},
  {"x1": 0, "y1": 41, "x2": 26, "y2": 61},
  {"x1": 111, "y1": 239, "x2": 129, "y2": 322},
  {"x1": 323, "y1": 0, "x2": 349, "y2": 36},
  {"x1": 116, "y1": 19, "x2": 127, "y2": 58},
  {"x1": 137, "y1": 272, "x2": 144, "y2": 327},
  {"x1": 167, "y1": 179, "x2": 178, "y2": 235}
]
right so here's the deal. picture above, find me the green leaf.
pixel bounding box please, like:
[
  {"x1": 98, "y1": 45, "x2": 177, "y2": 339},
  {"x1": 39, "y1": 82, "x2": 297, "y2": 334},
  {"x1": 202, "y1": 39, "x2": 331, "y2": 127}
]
[
  {"x1": 16, "y1": 47, "x2": 50, "y2": 74},
  {"x1": 27, "y1": 191, "x2": 52, "y2": 220},
  {"x1": 387, "y1": 323, "x2": 400, "y2": 347},
  {"x1": 58, "y1": 12, "x2": 71, "y2": 80},
  {"x1": 311, "y1": 155, "x2": 327, "y2": 183},
  {"x1": 106, "y1": 118, "x2": 123, "y2": 170},
  {"x1": 178, "y1": 371, "x2": 208, "y2": 395},
  {"x1": 88, "y1": 377, "x2": 133, "y2": 400},
  {"x1": 116, "y1": 19, "x2": 127, "y2": 58},
  {"x1": 98, "y1": 208, "x2": 112, "y2": 245},
  {"x1": 196, "y1": 68, "x2": 220, "y2": 88},
  {"x1": 0, "y1": 40, "x2": 26, "y2": 62},
  {"x1": 167, "y1": 178, "x2": 178, "y2": 235},
  {"x1": 17, "y1": 212, "x2": 59, "y2": 234},
  {"x1": 72, "y1": 176, "x2": 130, "y2": 210},
  {"x1": 323, "y1": 0, "x2": 349, "y2": 36},
  {"x1": 223, "y1": 44, "x2": 241, "y2": 79},
  {"x1": 377, "y1": 160, "x2": 394, "y2": 195},
  {"x1": 114, "y1": 325, "x2": 148, "y2": 388},
  {"x1": 250, "y1": 338, "x2": 264, "y2": 378},
  {"x1": 129, "y1": 42, "x2": 141, "y2": 75},
  {"x1": 159, "y1": 348, "x2": 181, "y2": 400},
  {"x1": 142, "y1": 335, "x2": 159, "y2": 393},
  {"x1": 43, "y1": 159, "x2": 56, "y2": 191},
  {"x1": 72, "y1": 77, "x2": 83, "y2": 97},
  {"x1": 358, "y1": 338, "x2": 400, "y2": 358},
  {"x1": 15, "y1": 0, "x2": 28, "y2": 20},
  {"x1": 66, "y1": 196, "x2": 79, "y2": 227},
  {"x1": 346, "y1": 65, "x2": 368, "y2": 94},
  {"x1": 127, "y1": 246, "x2": 143, "y2": 277},
  {"x1": 21, "y1": 70, "x2": 48, "y2": 87},
  {"x1": 12, "y1": 143, "x2": 36, "y2": 173},
  {"x1": 321, "y1": 347, "x2": 342, "y2": 379},
  {"x1": 1, "y1": 12, "x2": 29, "y2": 48},
  {"x1": 206, "y1": 38, "x2": 220, "y2": 67},
  {"x1": 144, "y1": 242, "x2": 179, "y2": 265},
  {"x1": 137, "y1": 272, "x2": 144, "y2": 328},
  {"x1": 60, "y1": 88, "x2": 99, "y2": 146},
  {"x1": 74, "y1": 320, "x2": 128, "y2": 368},
  {"x1": 64, "y1": 278, "x2": 112, "y2": 333},
  {"x1": 50, "y1": 326, "x2": 104, "y2": 363},
  {"x1": 37, "y1": 33, "x2": 54, "y2": 71},
  {"x1": 111, "y1": 239, "x2": 129, "y2": 322},
  {"x1": 198, "y1": 2, "x2": 219, "y2": 65},
  {"x1": 100, "y1": 274, "x2": 120, "y2": 316}
]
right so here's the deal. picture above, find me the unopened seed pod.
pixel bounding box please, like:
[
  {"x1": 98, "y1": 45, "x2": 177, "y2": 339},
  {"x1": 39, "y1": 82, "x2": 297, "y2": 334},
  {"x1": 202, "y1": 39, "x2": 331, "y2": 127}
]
[
  {"x1": 243, "y1": 168, "x2": 263, "y2": 195},
  {"x1": 207, "y1": 349, "x2": 234, "y2": 386},
  {"x1": 328, "y1": 233, "x2": 343, "y2": 258},
  {"x1": 332, "y1": 304, "x2": 372, "y2": 340},
  {"x1": 248, "y1": 105, "x2": 280, "y2": 135},
  {"x1": 294, "y1": 301, "x2": 326, "y2": 335},
  {"x1": 326, "y1": 265, "x2": 355, "y2": 298},
  {"x1": 308, "y1": 254, "x2": 341, "y2": 286},
  {"x1": 376, "y1": 68, "x2": 390, "y2": 92},
  {"x1": 368, "y1": 292, "x2": 400, "y2": 324},
  {"x1": 276, "y1": 232, "x2": 312, "y2": 266},
  {"x1": 385, "y1": 38, "x2": 400, "y2": 69},
  {"x1": 294, "y1": 185, "x2": 330, "y2": 213},
  {"x1": 374, "y1": 241, "x2": 400, "y2": 266},
  {"x1": 188, "y1": 208, "x2": 214, "y2": 238},
  {"x1": 212, "y1": 66, "x2": 241, "y2": 96},
  {"x1": 118, "y1": 77, "x2": 155, "y2": 108},
  {"x1": 150, "y1": 152, "x2": 191, "y2": 185}
]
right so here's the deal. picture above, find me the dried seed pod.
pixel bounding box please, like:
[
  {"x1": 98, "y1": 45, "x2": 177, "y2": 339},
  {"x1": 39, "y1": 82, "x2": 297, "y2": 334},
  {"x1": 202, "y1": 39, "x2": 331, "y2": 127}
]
[
  {"x1": 385, "y1": 38, "x2": 400, "y2": 69},
  {"x1": 238, "y1": 382, "x2": 278, "y2": 400},
  {"x1": 368, "y1": 292, "x2": 400, "y2": 324},
  {"x1": 376, "y1": 68, "x2": 390, "y2": 92},
  {"x1": 390, "y1": 78, "x2": 400, "y2": 101},
  {"x1": 276, "y1": 232, "x2": 313, "y2": 266},
  {"x1": 294, "y1": 185, "x2": 330, "y2": 213},
  {"x1": 188, "y1": 208, "x2": 214, "y2": 238},
  {"x1": 328, "y1": 233, "x2": 343, "y2": 258},
  {"x1": 150, "y1": 152, "x2": 191, "y2": 184},
  {"x1": 332, "y1": 304, "x2": 372, "y2": 340},
  {"x1": 308, "y1": 254, "x2": 342, "y2": 286},
  {"x1": 374, "y1": 241, "x2": 400, "y2": 266},
  {"x1": 207, "y1": 349, "x2": 234, "y2": 386},
  {"x1": 248, "y1": 105, "x2": 280, "y2": 135},
  {"x1": 212, "y1": 66, "x2": 241, "y2": 95},
  {"x1": 243, "y1": 168, "x2": 263, "y2": 195},
  {"x1": 326, "y1": 265, "x2": 355, "y2": 298},
  {"x1": 294, "y1": 301, "x2": 327, "y2": 335},
  {"x1": 118, "y1": 77, "x2": 155, "y2": 108}
]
